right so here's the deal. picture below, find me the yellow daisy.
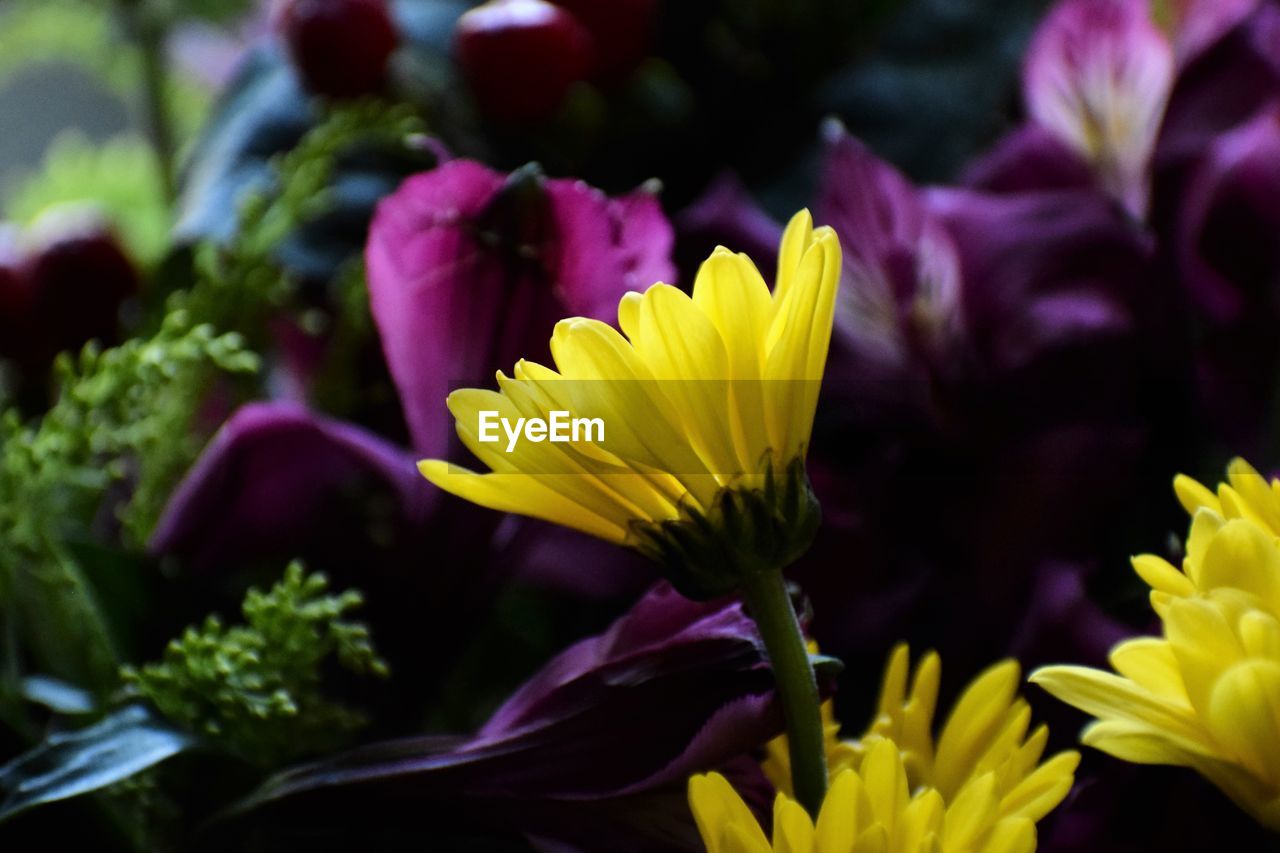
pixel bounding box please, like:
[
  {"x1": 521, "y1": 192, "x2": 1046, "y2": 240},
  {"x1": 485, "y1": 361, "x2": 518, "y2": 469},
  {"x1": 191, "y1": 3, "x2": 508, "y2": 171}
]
[
  {"x1": 692, "y1": 645, "x2": 1079, "y2": 852},
  {"x1": 418, "y1": 210, "x2": 840, "y2": 598},
  {"x1": 1032, "y1": 458, "x2": 1280, "y2": 830}
]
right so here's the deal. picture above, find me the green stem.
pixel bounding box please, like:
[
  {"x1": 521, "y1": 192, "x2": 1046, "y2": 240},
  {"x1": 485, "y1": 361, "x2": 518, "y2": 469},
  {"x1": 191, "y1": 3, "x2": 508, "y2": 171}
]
[
  {"x1": 740, "y1": 568, "x2": 828, "y2": 818},
  {"x1": 119, "y1": 0, "x2": 175, "y2": 202}
]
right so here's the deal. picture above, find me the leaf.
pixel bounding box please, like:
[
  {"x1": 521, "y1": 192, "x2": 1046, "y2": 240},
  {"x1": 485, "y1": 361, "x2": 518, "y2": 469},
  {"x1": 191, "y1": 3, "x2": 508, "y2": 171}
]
[
  {"x1": 19, "y1": 676, "x2": 95, "y2": 715},
  {"x1": 0, "y1": 705, "x2": 197, "y2": 823}
]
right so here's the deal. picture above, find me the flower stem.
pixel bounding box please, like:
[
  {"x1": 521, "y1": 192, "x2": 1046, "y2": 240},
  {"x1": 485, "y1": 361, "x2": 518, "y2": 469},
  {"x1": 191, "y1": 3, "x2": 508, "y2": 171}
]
[
  {"x1": 741, "y1": 567, "x2": 828, "y2": 817},
  {"x1": 119, "y1": 0, "x2": 176, "y2": 202}
]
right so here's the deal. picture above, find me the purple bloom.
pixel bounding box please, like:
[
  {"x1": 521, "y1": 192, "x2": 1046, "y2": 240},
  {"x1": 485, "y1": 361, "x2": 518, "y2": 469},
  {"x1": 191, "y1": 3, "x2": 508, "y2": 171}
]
[
  {"x1": 673, "y1": 173, "x2": 782, "y2": 285},
  {"x1": 365, "y1": 159, "x2": 675, "y2": 458},
  {"x1": 150, "y1": 401, "x2": 434, "y2": 572},
  {"x1": 1166, "y1": 0, "x2": 1261, "y2": 66},
  {"x1": 240, "y1": 582, "x2": 783, "y2": 850},
  {"x1": 1157, "y1": 3, "x2": 1280, "y2": 173},
  {"x1": 1178, "y1": 105, "x2": 1280, "y2": 324},
  {"x1": 1022, "y1": 0, "x2": 1174, "y2": 216},
  {"x1": 816, "y1": 124, "x2": 965, "y2": 390},
  {"x1": 962, "y1": 125, "x2": 1096, "y2": 195},
  {"x1": 802, "y1": 126, "x2": 1158, "y2": 683}
]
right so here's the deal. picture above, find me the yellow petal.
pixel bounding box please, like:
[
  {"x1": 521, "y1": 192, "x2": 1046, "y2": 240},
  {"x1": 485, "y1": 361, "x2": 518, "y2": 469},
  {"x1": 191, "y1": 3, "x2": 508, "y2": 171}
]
[
  {"x1": 1108, "y1": 637, "x2": 1189, "y2": 704},
  {"x1": 417, "y1": 462, "x2": 625, "y2": 543},
  {"x1": 774, "y1": 209, "x2": 815, "y2": 307},
  {"x1": 1174, "y1": 473, "x2": 1220, "y2": 517},
  {"x1": 1131, "y1": 553, "x2": 1195, "y2": 598},
  {"x1": 689, "y1": 773, "x2": 770, "y2": 853},
  {"x1": 1028, "y1": 665, "x2": 1208, "y2": 753},
  {"x1": 862, "y1": 739, "x2": 910, "y2": 830},
  {"x1": 997, "y1": 750, "x2": 1079, "y2": 822},
  {"x1": 772, "y1": 794, "x2": 816, "y2": 853},
  {"x1": 633, "y1": 283, "x2": 742, "y2": 480},
  {"x1": 1206, "y1": 660, "x2": 1280, "y2": 784},
  {"x1": 933, "y1": 660, "x2": 1020, "y2": 799},
  {"x1": 816, "y1": 769, "x2": 860, "y2": 850}
]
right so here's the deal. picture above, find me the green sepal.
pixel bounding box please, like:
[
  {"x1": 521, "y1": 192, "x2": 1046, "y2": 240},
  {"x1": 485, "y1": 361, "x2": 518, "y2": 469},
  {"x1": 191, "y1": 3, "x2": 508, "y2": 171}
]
[{"x1": 629, "y1": 454, "x2": 822, "y2": 600}]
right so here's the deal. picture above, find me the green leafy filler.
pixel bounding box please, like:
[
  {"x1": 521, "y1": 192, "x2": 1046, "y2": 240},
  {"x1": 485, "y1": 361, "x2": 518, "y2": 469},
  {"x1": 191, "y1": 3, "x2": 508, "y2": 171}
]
[
  {"x1": 121, "y1": 562, "x2": 389, "y2": 766},
  {"x1": 0, "y1": 313, "x2": 257, "y2": 695}
]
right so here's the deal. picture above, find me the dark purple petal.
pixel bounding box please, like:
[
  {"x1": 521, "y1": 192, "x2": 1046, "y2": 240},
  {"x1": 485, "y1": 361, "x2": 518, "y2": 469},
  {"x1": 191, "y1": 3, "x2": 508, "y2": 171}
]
[
  {"x1": 1169, "y1": 0, "x2": 1261, "y2": 66},
  {"x1": 242, "y1": 582, "x2": 782, "y2": 848},
  {"x1": 1009, "y1": 563, "x2": 1131, "y2": 670},
  {"x1": 673, "y1": 173, "x2": 783, "y2": 284},
  {"x1": 816, "y1": 124, "x2": 963, "y2": 378},
  {"x1": 1157, "y1": 4, "x2": 1280, "y2": 172},
  {"x1": 925, "y1": 186, "x2": 1153, "y2": 374},
  {"x1": 150, "y1": 401, "x2": 433, "y2": 570},
  {"x1": 962, "y1": 124, "x2": 1096, "y2": 195},
  {"x1": 1177, "y1": 105, "x2": 1280, "y2": 325}
]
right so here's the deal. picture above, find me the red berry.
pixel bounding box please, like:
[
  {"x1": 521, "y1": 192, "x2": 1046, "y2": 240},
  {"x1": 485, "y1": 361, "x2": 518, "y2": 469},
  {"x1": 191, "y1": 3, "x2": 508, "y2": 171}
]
[
  {"x1": 25, "y1": 207, "x2": 138, "y2": 363},
  {"x1": 455, "y1": 0, "x2": 594, "y2": 124},
  {"x1": 280, "y1": 0, "x2": 398, "y2": 98},
  {"x1": 550, "y1": 0, "x2": 657, "y2": 83},
  {"x1": 0, "y1": 226, "x2": 34, "y2": 364}
]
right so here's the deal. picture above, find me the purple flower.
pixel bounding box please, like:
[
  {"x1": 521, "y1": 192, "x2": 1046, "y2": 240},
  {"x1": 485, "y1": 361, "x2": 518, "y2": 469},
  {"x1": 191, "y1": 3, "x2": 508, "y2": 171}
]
[
  {"x1": 1157, "y1": 3, "x2": 1280, "y2": 173},
  {"x1": 1178, "y1": 105, "x2": 1280, "y2": 324},
  {"x1": 962, "y1": 125, "x2": 1096, "y2": 195},
  {"x1": 365, "y1": 159, "x2": 675, "y2": 459},
  {"x1": 673, "y1": 173, "x2": 782, "y2": 285},
  {"x1": 1022, "y1": 0, "x2": 1174, "y2": 217},
  {"x1": 816, "y1": 123, "x2": 965, "y2": 395},
  {"x1": 801, "y1": 126, "x2": 1158, "y2": 683},
  {"x1": 240, "y1": 582, "x2": 783, "y2": 849}
]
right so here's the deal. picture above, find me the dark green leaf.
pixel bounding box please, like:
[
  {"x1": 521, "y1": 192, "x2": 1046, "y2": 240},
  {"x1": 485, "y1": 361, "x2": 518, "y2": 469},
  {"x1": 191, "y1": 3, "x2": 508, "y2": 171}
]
[{"x1": 0, "y1": 705, "x2": 197, "y2": 823}]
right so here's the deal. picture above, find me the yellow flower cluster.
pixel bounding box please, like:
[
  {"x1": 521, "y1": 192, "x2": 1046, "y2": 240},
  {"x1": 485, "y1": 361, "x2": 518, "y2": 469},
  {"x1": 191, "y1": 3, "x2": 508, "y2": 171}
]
[
  {"x1": 690, "y1": 646, "x2": 1079, "y2": 852},
  {"x1": 1033, "y1": 459, "x2": 1280, "y2": 830}
]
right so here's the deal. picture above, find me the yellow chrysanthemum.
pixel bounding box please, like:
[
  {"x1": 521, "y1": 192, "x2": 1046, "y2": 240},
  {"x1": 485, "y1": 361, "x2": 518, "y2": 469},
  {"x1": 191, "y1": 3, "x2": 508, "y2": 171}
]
[
  {"x1": 1032, "y1": 458, "x2": 1280, "y2": 831},
  {"x1": 691, "y1": 646, "x2": 1080, "y2": 852},
  {"x1": 418, "y1": 211, "x2": 841, "y2": 597}
]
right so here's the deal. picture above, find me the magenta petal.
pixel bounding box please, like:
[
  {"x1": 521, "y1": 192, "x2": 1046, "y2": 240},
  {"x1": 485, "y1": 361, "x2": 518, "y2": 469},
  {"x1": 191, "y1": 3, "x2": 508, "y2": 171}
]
[
  {"x1": 366, "y1": 160, "x2": 508, "y2": 457},
  {"x1": 150, "y1": 401, "x2": 432, "y2": 570},
  {"x1": 1023, "y1": 0, "x2": 1174, "y2": 216},
  {"x1": 366, "y1": 160, "x2": 674, "y2": 458},
  {"x1": 544, "y1": 178, "x2": 676, "y2": 318}
]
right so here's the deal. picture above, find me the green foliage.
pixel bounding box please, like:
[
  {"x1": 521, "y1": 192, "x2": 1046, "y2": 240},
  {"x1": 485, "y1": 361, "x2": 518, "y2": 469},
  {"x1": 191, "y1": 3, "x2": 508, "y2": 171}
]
[
  {"x1": 6, "y1": 132, "x2": 171, "y2": 267},
  {"x1": 122, "y1": 563, "x2": 389, "y2": 765},
  {"x1": 0, "y1": 314, "x2": 257, "y2": 693},
  {"x1": 179, "y1": 100, "x2": 426, "y2": 341}
]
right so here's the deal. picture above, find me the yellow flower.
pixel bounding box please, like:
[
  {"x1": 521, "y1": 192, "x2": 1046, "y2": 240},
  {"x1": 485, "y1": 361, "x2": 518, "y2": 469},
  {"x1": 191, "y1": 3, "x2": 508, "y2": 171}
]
[
  {"x1": 691, "y1": 646, "x2": 1079, "y2": 852},
  {"x1": 418, "y1": 211, "x2": 841, "y2": 597},
  {"x1": 1032, "y1": 458, "x2": 1280, "y2": 831}
]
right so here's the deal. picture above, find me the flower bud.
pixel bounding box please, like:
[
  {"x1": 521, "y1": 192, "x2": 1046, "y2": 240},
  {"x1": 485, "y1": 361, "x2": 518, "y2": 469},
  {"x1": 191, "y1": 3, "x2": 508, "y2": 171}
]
[
  {"x1": 454, "y1": 0, "x2": 594, "y2": 124},
  {"x1": 25, "y1": 205, "x2": 138, "y2": 364},
  {"x1": 551, "y1": 0, "x2": 658, "y2": 83},
  {"x1": 279, "y1": 0, "x2": 398, "y2": 98}
]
